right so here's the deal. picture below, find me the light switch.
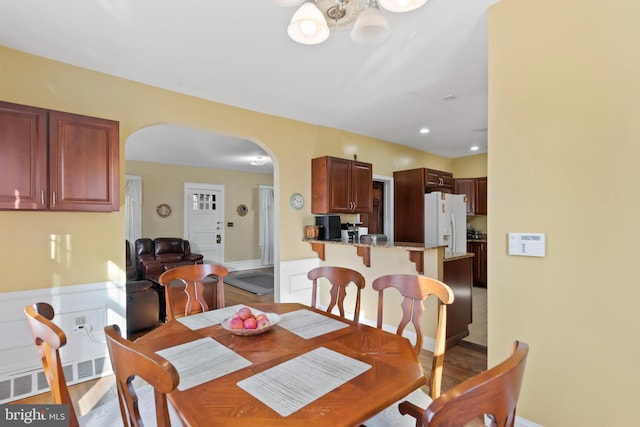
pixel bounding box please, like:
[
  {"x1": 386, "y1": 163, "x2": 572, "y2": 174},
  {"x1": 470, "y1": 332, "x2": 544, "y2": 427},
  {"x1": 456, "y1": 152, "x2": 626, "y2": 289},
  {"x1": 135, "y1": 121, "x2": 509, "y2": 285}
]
[{"x1": 508, "y1": 233, "x2": 545, "y2": 257}]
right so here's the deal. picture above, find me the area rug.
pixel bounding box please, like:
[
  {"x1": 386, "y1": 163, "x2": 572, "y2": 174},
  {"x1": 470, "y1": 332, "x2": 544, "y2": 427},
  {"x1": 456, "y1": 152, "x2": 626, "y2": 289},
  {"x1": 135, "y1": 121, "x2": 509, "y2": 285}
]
[{"x1": 225, "y1": 271, "x2": 274, "y2": 295}]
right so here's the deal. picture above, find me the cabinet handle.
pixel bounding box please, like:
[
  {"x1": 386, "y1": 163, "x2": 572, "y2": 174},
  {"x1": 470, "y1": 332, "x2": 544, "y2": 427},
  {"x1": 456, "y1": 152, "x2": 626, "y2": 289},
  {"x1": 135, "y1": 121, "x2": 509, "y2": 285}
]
[
  {"x1": 41, "y1": 190, "x2": 45, "y2": 206},
  {"x1": 52, "y1": 192, "x2": 56, "y2": 207}
]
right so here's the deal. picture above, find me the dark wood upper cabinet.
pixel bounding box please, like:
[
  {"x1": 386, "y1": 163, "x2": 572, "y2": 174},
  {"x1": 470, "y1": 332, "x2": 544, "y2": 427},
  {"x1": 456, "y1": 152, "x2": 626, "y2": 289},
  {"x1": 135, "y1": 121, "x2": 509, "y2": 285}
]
[
  {"x1": 454, "y1": 176, "x2": 487, "y2": 216},
  {"x1": 393, "y1": 168, "x2": 427, "y2": 243},
  {"x1": 0, "y1": 102, "x2": 48, "y2": 210},
  {"x1": 454, "y1": 178, "x2": 475, "y2": 215},
  {"x1": 475, "y1": 177, "x2": 487, "y2": 215},
  {"x1": 425, "y1": 168, "x2": 453, "y2": 192},
  {"x1": 311, "y1": 156, "x2": 372, "y2": 214},
  {"x1": 0, "y1": 101, "x2": 119, "y2": 212}
]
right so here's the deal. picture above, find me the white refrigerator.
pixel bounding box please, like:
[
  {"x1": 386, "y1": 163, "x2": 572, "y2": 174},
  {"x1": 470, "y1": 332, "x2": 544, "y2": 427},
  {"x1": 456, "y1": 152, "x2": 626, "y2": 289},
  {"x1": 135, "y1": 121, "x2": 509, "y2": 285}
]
[{"x1": 424, "y1": 191, "x2": 467, "y2": 255}]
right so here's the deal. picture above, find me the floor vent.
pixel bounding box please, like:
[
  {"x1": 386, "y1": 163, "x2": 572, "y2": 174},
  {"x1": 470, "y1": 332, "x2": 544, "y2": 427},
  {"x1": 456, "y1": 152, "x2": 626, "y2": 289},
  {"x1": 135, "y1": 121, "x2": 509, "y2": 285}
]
[{"x1": 0, "y1": 357, "x2": 111, "y2": 404}]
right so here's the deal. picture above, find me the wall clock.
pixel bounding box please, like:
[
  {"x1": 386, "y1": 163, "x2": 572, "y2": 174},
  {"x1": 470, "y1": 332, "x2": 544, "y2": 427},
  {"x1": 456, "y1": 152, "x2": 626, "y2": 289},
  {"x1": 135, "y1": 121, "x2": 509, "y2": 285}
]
[
  {"x1": 237, "y1": 204, "x2": 248, "y2": 216},
  {"x1": 290, "y1": 193, "x2": 304, "y2": 210},
  {"x1": 156, "y1": 203, "x2": 172, "y2": 218}
]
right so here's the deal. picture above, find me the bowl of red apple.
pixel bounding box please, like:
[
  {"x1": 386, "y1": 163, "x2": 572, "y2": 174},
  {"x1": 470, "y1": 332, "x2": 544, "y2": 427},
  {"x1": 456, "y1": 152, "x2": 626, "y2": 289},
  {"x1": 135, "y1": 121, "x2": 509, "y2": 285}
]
[{"x1": 221, "y1": 307, "x2": 280, "y2": 336}]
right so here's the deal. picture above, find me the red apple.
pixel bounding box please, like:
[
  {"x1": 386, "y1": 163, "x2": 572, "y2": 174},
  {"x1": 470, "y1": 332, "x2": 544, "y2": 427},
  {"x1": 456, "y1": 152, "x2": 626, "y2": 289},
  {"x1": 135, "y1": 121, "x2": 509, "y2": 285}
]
[
  {"x1": 255, "y1": 313, "x2": 268, "y2": 322},
  {"x1": 257, "y1": 317, "x2": 271, "y2": 329},
  {"x1": 237, "y1": 307, "x2": 253, "y2": 320},
  {"x1": 229, "y1": 317, "x2": 244, "y2": 330},
  {"x1": 243, "y1": 317, "x2": 258, "y2": 329}
]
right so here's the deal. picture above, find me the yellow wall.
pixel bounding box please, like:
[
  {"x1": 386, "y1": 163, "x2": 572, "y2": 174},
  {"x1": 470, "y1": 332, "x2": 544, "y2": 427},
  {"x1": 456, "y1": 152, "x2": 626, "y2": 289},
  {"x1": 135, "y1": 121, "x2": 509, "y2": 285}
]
[
  {"x1": 126, "y1": 161, "x2": 273, "y2": 262},
  {"x1": 0, "y1": 45, "x2": 450, "y2": 292},
  {"x1": 451, "y1": 153, "x2": 487, "y2": 178},
  {"x1": 489, "y1": 0, "x2": 640, "y2": 425}
]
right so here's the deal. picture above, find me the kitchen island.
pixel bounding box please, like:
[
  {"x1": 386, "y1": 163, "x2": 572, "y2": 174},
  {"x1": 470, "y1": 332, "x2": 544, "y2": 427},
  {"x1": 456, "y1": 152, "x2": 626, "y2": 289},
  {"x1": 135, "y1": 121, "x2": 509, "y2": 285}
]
[{"x1": 306, "y1": 239, "x2": 474, "y2": 348}]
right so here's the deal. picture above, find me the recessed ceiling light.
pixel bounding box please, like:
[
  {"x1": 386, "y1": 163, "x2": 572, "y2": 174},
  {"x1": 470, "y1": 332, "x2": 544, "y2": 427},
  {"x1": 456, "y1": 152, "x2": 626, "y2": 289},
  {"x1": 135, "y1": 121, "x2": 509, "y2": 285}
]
[
  {"x1": 250, "y1": 156, "x2": 268, "y2": 166},
  {"x1": 441, "y1": 94, "x2": 457, "y2": 101},
  {"x1": 419, "y1": 128, "x2": 430, "y2": 134},
  {"x1": 470, "y1": 146, "x2": 479, "y2": 151}
]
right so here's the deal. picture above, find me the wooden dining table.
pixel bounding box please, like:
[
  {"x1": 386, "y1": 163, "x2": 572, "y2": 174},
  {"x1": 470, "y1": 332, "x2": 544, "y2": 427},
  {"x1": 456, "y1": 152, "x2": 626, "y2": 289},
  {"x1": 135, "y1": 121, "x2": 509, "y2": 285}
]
[{"x1": 134, "y1": 302, "x2": 426, "y2": 427}]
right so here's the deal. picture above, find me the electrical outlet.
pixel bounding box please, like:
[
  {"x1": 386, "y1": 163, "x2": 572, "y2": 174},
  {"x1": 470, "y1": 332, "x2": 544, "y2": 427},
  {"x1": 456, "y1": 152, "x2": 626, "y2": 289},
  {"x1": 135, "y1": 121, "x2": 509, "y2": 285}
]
[
  {"x1": 75, "y1": 316, "x2": 86, "y2": 326},
  {"x1": 72, "y1": 324, "x2": 87, "y2": 335}
]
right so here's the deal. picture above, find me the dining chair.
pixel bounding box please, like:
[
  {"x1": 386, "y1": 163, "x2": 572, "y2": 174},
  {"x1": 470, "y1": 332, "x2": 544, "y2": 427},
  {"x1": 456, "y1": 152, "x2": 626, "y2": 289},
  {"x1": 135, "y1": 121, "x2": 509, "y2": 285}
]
[
  {"x1": 104, "y1": 324, "x2": 181, "y2": 427},
  {"x1": 398, "y1": 341, "x2": 530, "y2": 427},
  {"x1": 24, "y1": 302, "x2": 126, "y2": 427},
  {"x1": 364, "y1": 274, "x2": 454, "y2": 427},
  {"x1": 158, "y1": 263, "x2": 229, "y2": 321},
  {"x1": 307, "y1": 266, "x2": 366, "y2": 322}
]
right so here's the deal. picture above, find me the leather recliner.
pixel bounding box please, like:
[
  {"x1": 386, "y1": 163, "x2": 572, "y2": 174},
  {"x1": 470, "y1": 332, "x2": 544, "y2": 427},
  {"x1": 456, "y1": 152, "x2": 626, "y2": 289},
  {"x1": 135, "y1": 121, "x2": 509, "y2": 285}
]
[
  {"x1": 126, "y1": 240, "x2": 160, "y2": 337},
  {"x1": 135, "y1": 237, "x2": 204, "y2": 279}
]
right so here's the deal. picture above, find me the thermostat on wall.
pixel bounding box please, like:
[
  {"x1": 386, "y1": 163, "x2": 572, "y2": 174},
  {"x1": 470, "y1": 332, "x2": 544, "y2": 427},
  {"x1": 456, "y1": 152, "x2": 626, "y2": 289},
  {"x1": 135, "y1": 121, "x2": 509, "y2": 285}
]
[{"x1": 508, "y1": 233, "x2": 546, "y2": 257}]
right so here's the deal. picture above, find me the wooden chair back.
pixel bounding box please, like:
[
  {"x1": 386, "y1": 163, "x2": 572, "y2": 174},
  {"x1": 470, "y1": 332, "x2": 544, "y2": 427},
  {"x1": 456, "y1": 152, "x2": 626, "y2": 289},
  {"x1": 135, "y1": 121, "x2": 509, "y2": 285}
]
[
  {"x1": 158, "y1": 263, "x2": 228, "y2": 320},
  {"x1": 24, "y1": 302, "x2": 80, "y2": 427},
  {"x1": 372, "y1": 274, "x2": 454, "y2": 399},
  {"x1": 307, "y1": 266, "x2": 366, "y2": 322},
  {"x1": 399, "y1": 341, "x2": 530, "y2": 427},
  {"x1": 104, "y1": 324, "x2": 180, "y2": 427}
]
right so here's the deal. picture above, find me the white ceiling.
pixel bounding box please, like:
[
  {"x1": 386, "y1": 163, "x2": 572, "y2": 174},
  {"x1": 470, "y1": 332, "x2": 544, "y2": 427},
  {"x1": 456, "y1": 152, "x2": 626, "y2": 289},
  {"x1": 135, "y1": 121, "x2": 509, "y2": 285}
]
[{"x1": 0, "y1": 0, "x2": 498, "y2": 174}]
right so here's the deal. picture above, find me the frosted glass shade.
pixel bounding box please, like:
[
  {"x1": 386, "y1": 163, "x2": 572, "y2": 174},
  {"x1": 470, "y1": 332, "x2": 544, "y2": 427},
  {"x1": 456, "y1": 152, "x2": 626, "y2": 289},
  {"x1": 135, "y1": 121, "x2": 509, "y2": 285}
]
[
  {"x1": 273, "y1": 0, "x2": 305, "y2": 6},
  {"x1": 287, "y1": 2, "x2": 330, "y2": 45},
  {"x1": 378, "y1": 0, "x2": 428, "y2": 13},
  {"x1": 350, "y1": 6, "x2": 391, "y2": 44}
]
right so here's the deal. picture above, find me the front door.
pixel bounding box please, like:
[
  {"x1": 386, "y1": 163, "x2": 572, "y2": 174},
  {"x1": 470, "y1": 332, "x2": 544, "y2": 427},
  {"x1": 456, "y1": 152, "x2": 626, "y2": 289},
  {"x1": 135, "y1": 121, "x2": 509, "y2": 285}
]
[{"x1": 184, "y1": 183, "x2": 224, "y2": 264}]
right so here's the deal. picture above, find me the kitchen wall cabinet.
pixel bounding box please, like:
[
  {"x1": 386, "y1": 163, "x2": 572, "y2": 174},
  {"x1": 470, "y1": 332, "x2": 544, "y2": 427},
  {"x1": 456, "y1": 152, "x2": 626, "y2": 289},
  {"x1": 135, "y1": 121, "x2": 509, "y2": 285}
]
[
  {"x1": 467, "y1": 241, "x2": 487, "y2": 287},
  {"x1": 0, "y1": 101, "x2": 120, "y2": 212},
  {"x1": 311, "y1": 156, "x2": 372, "y2": 214},
  {"x1": 454, "y1": 176, "x2": 487, "y2": 216},
  {"x1": 425, "y1": 168, "x2": 453, "y2": 192},
  {"x1": 394, "y1": 167, "x2": 454, "y2": 243}
]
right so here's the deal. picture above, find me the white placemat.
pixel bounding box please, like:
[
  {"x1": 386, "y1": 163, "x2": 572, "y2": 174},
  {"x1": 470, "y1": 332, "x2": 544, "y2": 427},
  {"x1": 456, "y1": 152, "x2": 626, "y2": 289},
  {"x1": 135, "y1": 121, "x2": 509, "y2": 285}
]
[
  {"x1": 177, "y1": 304, "x2": 265, "y2": 330},
  {"x1": 237, "y1": 347, "x2": 371, "y2": 417},
  {"x1": 156, "y1": 337, "x2": 251, "y2": 391},
  {"x1": 278, "y1": 309, "x2": 349, "y2": 339}
]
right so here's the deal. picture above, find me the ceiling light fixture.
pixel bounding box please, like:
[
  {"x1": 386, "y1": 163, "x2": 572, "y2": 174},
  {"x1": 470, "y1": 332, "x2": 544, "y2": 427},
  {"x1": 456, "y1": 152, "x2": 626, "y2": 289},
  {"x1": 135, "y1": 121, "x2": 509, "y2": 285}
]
[
  {"x1": 282, "y1": 0, "x2": 427, "y2": 46},
  {"x1": 419, "y1": 127, "x2": 430, "y2": 134},
  {"x1": 470, "y1": 146, "x2": 479, "y2": 151},
  {"x1": 250, "y1": 156, "x2": 269, "y2": 166}
]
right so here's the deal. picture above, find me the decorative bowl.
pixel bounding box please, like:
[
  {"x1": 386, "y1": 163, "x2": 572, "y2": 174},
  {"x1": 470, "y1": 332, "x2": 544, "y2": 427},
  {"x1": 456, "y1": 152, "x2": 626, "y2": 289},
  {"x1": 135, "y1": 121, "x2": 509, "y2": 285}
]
[{"x1": 221, "y1": 312, "x2": 280, "y2": 336}]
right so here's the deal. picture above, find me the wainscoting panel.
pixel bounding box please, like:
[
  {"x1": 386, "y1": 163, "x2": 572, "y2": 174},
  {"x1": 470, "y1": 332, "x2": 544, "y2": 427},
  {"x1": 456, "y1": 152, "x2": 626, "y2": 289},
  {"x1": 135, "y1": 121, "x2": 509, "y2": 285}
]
[
  {"x1": 277, "y1": 258, "x2": 319, "y2": 303},
  {"x1": 0, "y1": 281, "x2": 126, "y2": 403}
]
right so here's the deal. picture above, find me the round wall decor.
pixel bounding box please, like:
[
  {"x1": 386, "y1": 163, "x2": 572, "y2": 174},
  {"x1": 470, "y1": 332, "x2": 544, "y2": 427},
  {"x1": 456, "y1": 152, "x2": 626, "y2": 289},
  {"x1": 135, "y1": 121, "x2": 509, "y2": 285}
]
[
  {"x1": 156, "y1": 203, "x2": 172, "y2": 218},
  {"x1": 290, "y1": 193, "x2": 304, "y2": 210},
  {"x1": 237, "y1": 204, "x2": 248, "y2": 216}
]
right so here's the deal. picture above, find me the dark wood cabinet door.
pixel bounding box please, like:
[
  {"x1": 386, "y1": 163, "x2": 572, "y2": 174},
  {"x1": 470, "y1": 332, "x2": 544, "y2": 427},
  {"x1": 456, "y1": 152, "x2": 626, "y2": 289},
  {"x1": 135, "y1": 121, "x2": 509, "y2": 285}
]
[
  {"x1": 0, "y1": 101, "x2": 48, "y2": 210},
  {"x1": 425, "y1": 169, "x2": 440, "y2": 187},
  {"x1": 443, "y1": 257, "x2": 473, "y2": 348},
  {"x1": 454, "y1": 178, "x2": 475, "y2": 215},
  {"x1": 440, "y1": 171, "x2": 454, "y2": 190},
  {"x1": 325, "y1": 156, "x2": 352, "y2": 213},
  {"x1": 351, "y1": 160, "x2": 373, "y2": 213},
  {"x1": 468, "y1": 241, "x2": 487, "y2": 287},
  {"x1": 475, "y1": 177, "x2": 488, "y2": 215},
  {"x1": 393, "y1": 168, "x2": 425, "y2": 243},
  {"x1": 49, "y1": 111, "x2": 119, "y2": 211}
]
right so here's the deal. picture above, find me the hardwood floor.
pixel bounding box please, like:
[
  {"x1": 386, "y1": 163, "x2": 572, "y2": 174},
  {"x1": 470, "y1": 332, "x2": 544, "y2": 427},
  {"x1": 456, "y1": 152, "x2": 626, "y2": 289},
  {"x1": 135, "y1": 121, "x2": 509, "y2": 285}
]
[{"x1": 12, "y1": 284, "x2": 487, "y2": 425}]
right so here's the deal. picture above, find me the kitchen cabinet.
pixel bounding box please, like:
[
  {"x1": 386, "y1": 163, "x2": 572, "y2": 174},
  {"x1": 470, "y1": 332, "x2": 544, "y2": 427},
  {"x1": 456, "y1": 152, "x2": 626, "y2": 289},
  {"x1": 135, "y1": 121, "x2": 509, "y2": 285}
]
[
  {"x1": 454, "y1": 178, "x2": 475, "y2": 215},
  {"x1": 467, "y1": 241, "x2": 487, "y2": 287},
  {"x1": 0, "y1": 101, "x2": 120, "y2": 212},
  {"x1": 475, "y1": 177, "x2": 487, "y2": 215},
  {"x1": 425, "y1": 168, "x2": 453, "y2": 192},
  {"x1": 443, "y1": 255, "x2": 473, "y2": 348},
  {"x1": 454, "y1": 176, "x2": 487, "y2": 216},
  {"x1": 394, "y1": 167, "x2": 454, "y2": 243},
  {"x1": 311, "y1": 156, "x2": 373, "y2": 214}
]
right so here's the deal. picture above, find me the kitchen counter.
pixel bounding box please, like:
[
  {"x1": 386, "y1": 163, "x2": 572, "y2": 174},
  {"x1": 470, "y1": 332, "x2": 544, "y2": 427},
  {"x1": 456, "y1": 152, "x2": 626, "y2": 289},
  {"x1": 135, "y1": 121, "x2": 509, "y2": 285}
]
[
  {"x1": 305, "y1": 238, "x2": 445, "y2": 274},
  {"x1": 444, "y1": 252, "x2": 474, "y2": 261}
]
